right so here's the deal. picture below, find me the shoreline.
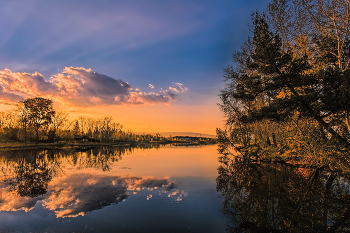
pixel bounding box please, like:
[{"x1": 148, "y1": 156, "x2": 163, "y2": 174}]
[{"x1": 0, "y1": 140, "x2": 217, "y2": 150}]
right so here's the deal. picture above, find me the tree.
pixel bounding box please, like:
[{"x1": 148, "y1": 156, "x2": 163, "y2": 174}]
[
  {"x1": 267, "y1": 0, "x2": 350, "y2": 131},
  {"x1": 220, "y1": 11, "x2": 350, "y2": 161},
  {"x1": 78, "y1": 116, "x2": 87, "y2": 135},
  {"x1": 73, "y1": 120, "x2": 80, "y2": 135},
  {"x1": 22, "y1": 97, "x2": 55, "y2": 144},
  {"x1": 16, "y1": 102, "x2": 29, "y2": 144},
  {"x1": 48, "y1": 110, "x2": 68, "y2": 142}
]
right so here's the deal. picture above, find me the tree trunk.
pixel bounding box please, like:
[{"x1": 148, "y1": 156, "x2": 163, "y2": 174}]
[
  {"x1": 36, "y1": 124, "x2": 39, "y2": 144},
  {"x1": 288, "y1": 84, "x2": 350, "y2": 147},
  {"x1": 346, "y1": 111, "x2": 350, "y2": 134},
  {"x1": 24, "y1": 121, "x2": 27, "y2": 145}
]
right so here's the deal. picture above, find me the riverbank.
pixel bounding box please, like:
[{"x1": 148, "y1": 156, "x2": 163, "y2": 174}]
[{"x1": 0, "y1": 139, "x2": 217, "y2": 150}]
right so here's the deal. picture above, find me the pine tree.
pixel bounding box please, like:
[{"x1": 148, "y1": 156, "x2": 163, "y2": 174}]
[{"x1": 221, "y1": 12, "x2": 349, "y2": 148}]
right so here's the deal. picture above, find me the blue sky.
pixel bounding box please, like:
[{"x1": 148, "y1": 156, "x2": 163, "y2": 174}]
[{"x1": 0, "y1": 0, "x2": 271, "y2": 134}]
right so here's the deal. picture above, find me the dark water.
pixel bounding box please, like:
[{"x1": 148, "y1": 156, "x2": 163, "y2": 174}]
[
  {"x1": 217, "y1": 152, "x2": 350, "y2": 233},
  {"x1": 0, "y1": 145, "x2": 227, "y2": 233}
]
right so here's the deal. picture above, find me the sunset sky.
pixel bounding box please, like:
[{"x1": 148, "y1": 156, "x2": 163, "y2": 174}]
[{"x1": 0, "y1": 0, "x2": 270, "y2": 135}]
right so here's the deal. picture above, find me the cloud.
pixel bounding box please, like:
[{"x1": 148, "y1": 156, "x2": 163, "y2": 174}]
[
  {"x1": 0, "y1": 86, "x2": 23, "y2": 102},
  {"x1": 51, "y1": 67, "x2": 132, "y2": 106},
  {"x1": 0, "y1": 69, "x2": 58, "y2": 99},
  {"x1": 168, "y1": 82, "x2": 188, "y2": 93},
  {"x1": 127, "y1": 92, "x2": 174, "y2": 104},
  {"x1": 0, "y1": 67, "x2": 184, "y2": 107},
  {"x1": 164, "y1": 90, "x2": 177, "y2": 100}
]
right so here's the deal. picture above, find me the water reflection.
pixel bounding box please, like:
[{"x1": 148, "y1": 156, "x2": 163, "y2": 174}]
[
  {"x1": 0, "y1": 144, "x2": 178, "y2": 218},
  {"x1": 4, "y1": 159, "x2": 55, "y2": 197},
  {"x1": 44, "y1": 174, "x2": 174, "y2": 218},
  {"x1": 216, "y1": 152, "x2": 350, "y2": 232}
]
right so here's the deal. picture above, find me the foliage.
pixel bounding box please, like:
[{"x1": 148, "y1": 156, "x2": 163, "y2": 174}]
[
  {"x1": 219, "y1": 1, "x2": 350, "y2": 169},
  {"x1": 0, "y1": 97, "x2": 171, "y2": 144},
  {"x1": 22, "y1": 97, "x2": 55, "y2": 143}
]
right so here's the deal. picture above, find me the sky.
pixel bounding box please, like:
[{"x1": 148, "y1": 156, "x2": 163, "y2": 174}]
[{"x1": 0, "y1": 0, "x2": 271, "y2": 135}]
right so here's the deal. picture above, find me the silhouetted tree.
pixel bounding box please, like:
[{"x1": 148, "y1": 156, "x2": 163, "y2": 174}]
[{"x1": 22, "y1": 97, "x2": 55, "y2": 144}]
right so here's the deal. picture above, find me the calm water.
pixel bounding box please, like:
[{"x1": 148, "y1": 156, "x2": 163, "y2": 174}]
[
  {"x1": 217, "y1": 150, "x2": 350, "y2": 233},
  {"x1": 2, "y1": 144, "x2": 349, "y2": 233},
  {"x1": 0, "y1": 144, "x2": 227, "y2": 233}
]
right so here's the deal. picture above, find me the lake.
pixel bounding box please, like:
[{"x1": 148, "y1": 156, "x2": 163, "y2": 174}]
[
  {"x1": 2, "y1": 143, "x2": 349, "y2": 233},
  {"x1": 0, "y1": 144, "x2": 227, "y2": 233}
]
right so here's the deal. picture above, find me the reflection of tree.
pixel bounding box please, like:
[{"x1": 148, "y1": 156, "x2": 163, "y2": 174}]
[
  {"x1": 69, "y1": 145, "x2": 162, "y2": 171},
  {"x1": 3, "y1": 158, "x2": 59, "y2": 197},
  {"x1": 217, "y1": 152, "x2": 350, "y2": 233},
  {"x1": 0, "y1": 144, "x2": 164, "y2": 198},
  {"x1": 70, "y1": 146, "x2": 130, "y2": 171}
]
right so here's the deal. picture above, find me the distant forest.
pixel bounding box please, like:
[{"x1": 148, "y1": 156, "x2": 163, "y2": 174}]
[
  {"x1": 0, "y1": 97, "x2": 215, "y2": 145},
  {"x1": 0, "y1": 97, "x2": 165, "y2": 144}
]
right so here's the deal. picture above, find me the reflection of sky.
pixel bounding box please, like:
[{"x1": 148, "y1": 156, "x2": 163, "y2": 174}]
[{"x1": 0, "y1": 145, "x2": 226, "y2": 232}]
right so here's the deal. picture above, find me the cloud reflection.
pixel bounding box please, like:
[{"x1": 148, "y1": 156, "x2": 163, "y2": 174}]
[{"x1": 0, "y1": 171, "x2": 178, "y2": 218}]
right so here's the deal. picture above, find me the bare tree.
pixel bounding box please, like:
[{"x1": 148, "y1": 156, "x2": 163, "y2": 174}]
[
  {"x1": 49, "y1": 111, "x2": 68, "y2": 142},
  {"x1": 16, "y1": 103, "x2": 29, "y2": 144}
]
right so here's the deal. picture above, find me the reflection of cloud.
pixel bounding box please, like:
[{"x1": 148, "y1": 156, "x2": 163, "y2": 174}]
[
  {"x1": 0, "y1": 67, "x2": 185, "y2": 107},
  {"x1": 0, "y1": 172, "x2": 177, "y2": 218},
  {"x1": 0, "y1": 180, "x2": 46, "y2": 212},
  {"x1": 166, "y1": 189, "x2": 188, "y2": 202},
  {"x1": 43, "y1": 173, "x2": 174, "y2": 218},
  {"x1": 164, "y1": 182, "x2": 177, "y2": 191}
]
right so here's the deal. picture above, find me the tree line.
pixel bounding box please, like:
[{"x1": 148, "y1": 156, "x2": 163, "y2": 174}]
[
  {"x1": 219, "y1": 0, "x2": 350, "y2": 169},
  {"x1": 0, "y1": 97, "x2": 163, "y2": 144}
]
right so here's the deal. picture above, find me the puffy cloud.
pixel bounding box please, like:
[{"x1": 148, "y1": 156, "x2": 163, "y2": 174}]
[
  {"x1": 51, "y1": 67, "x2": 132, "y2": 106},
  {"x1": 0, "y1": 67, "x2": 184, "y2": 107},
  {"x1": 0, "y1": 86, "x2": 23, "y2": 102},
  {"x1": 0, "y1": 69, "x2": 58, "y2": 99}
]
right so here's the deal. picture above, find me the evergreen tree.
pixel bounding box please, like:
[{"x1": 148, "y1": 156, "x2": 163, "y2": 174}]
[{"x1": 220, "y1": 12, "x2": 350, "y2": 151}]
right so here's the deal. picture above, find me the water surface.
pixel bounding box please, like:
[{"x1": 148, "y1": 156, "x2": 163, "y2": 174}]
[{"x1": 0, "y1": 144, "x2": 227, "y2": 233}]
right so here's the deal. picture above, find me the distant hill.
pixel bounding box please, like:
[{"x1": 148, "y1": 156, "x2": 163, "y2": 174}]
[{"x1": 133, "y1": 132, "x2": 216, "y2": 138}]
